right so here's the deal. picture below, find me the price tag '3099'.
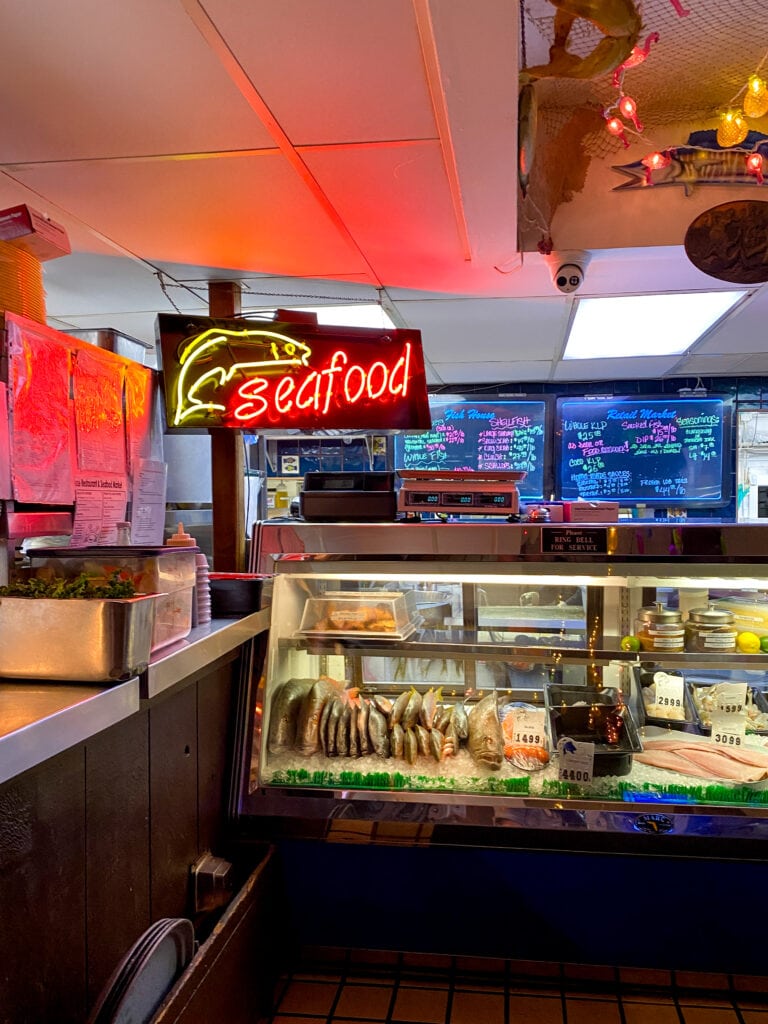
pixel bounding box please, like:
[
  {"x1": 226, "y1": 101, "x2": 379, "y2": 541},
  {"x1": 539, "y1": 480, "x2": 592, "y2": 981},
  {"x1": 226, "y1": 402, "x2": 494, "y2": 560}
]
[{"x1": 711, "y1": 681, "x2": 747, "y2": 749}]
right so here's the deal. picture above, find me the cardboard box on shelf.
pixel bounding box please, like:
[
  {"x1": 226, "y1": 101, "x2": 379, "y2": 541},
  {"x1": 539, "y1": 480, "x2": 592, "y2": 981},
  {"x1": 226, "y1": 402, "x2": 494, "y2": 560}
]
[
  {"x1": 563, "y1": 501, "x2": 620, "y2": 523},
  {"x1": 0, "y1": 204, "x2": 71, "y2": 261}
]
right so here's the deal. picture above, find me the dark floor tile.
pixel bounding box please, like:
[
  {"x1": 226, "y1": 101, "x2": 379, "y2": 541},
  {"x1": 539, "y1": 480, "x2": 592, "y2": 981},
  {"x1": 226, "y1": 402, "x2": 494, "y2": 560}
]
[
  {"x1": 622, "y1": 1004, "x2": 681, "y2": 1024},
  {"x1": 619, "y1": 968, "x2": 673, "y2": 989},
  {"x1": 334, "y1": 984, "x2": 393, "y2": 1020},
  {"x1": 392, "y1": 985, "x2": 449, "y2": 1023},
  {"x1": 506, "y1": 994, "x2": 564, "y2": 1024},
  {"x1": 564, "y1": 998, "x2": 622, "y2": 1024},
  {"x1": 676, "y1": 972, "x2": 730, "y2": 992},
  {"x1": 278, "y1": 980, "x2": 340, "y2": 1017},
  {"x1": 450, "y1": 989, "x2": 504, "y2": 1024},
  {"x1": 678, "y1": 1008, "x2": 740, "y2": 1023}
]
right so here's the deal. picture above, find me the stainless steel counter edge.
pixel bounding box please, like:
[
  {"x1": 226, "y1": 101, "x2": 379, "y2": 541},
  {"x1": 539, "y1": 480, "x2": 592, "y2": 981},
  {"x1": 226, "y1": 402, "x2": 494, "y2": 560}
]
[
  {"x1": 142, "y1": 608, "x2": 271, "y2": 699},
  {"x1": 0, "y1": 678, "x2": 140, "y2": 786}
]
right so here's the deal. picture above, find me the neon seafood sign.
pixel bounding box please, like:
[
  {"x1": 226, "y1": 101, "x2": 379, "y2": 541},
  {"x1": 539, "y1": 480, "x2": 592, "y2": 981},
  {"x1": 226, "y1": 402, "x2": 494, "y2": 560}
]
[{"x1": 157, "y1": 313, "x2": 430, "y2": 431}]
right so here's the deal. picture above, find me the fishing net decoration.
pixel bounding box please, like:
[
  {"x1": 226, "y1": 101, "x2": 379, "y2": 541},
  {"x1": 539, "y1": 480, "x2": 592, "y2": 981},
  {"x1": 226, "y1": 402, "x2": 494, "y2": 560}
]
[{"x1": 518, "y1": 0, "x2": 768, "y2": 247}]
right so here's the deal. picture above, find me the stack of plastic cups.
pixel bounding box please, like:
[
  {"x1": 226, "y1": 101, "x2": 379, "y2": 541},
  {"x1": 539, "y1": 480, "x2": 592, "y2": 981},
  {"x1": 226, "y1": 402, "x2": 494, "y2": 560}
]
[{"x1": 166, "y1": 522, "x2": 211, "y2": 626}]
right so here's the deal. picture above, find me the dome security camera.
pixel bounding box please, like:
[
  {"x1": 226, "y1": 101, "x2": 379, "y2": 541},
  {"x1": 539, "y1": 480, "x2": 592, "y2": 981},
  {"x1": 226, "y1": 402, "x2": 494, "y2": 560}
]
[{"x1": 544, "y1": 250, "x2": 591, "y2": 294}]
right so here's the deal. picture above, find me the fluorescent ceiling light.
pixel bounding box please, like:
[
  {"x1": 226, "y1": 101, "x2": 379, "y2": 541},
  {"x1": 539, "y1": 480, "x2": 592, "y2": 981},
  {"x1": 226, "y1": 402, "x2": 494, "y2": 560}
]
[
  {"x1": 563, "y1": 291, "x2": 748, "y2": 360},
  {"x1": 290, "y1": 303, "x2": 396, "y2": 329}
]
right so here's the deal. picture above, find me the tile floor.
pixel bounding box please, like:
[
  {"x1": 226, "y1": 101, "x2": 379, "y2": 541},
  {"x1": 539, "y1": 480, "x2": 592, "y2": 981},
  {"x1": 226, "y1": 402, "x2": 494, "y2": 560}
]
[{"x1": 263, "y1": 948, "x2": 768, "y2": 1024}]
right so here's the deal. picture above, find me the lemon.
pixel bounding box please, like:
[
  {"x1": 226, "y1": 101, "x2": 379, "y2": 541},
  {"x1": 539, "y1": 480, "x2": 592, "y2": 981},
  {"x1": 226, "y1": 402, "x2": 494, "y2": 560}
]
[
  {"x1": 736, "y1": 631, "x2": 762, "y2": 654},
  {"x1": 620, "y1": 635, "x2": 641, "y2": 652}
]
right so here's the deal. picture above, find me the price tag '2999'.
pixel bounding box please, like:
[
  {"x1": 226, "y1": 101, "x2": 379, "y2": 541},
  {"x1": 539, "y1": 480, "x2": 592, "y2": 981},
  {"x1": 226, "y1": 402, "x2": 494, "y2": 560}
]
[{"x1": 557, "y1": 737, "x2": 594, "y2": 785}]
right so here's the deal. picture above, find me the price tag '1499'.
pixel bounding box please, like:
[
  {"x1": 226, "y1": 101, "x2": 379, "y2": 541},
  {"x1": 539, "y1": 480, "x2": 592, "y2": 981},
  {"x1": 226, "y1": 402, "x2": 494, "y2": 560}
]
[{"x1": 511, "y1": 708, "x2": 547, "y2": 748}]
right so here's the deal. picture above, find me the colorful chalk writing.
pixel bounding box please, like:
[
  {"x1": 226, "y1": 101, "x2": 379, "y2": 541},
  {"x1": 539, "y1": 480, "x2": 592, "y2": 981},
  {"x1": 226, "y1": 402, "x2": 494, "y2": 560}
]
[
  {"x1": 558, "y1": 398, "x2": 726, "y2": 504},
  {"x1": 395, "y1": 400, "x2": 546, "y2": 498}
]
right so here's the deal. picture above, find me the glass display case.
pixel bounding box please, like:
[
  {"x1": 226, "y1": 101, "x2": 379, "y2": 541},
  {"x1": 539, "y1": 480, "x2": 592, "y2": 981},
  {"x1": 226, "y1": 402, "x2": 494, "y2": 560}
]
[{"x1": 238, "y1": 523, "x2": 768, "y2": 847}]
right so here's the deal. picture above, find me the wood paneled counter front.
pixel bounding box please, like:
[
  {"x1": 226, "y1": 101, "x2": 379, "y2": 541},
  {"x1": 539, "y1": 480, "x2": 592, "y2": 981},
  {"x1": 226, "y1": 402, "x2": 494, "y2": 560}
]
[{"x1": 0, "y1": 609, "x2": 270, "y2": 1024}]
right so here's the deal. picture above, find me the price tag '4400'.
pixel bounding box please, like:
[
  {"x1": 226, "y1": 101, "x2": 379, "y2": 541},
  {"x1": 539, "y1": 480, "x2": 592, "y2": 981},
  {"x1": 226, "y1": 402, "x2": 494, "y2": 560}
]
[
  {"x1": 711, "y1": 681, "x2": 747, "y2": 749},
  {"x1": 557, "y1": 737, "x2": 594, "y2": 785}
]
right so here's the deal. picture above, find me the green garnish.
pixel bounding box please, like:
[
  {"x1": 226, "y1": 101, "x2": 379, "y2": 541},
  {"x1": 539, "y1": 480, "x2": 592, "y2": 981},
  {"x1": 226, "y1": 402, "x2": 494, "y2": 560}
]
[{"x1": 0, "y1": 570, "x2": 136, "y2": 599}]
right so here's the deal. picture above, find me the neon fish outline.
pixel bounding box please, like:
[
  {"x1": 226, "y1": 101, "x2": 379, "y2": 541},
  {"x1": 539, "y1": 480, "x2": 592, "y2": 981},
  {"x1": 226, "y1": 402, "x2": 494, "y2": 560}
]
[{"x1": 173, "y1": 327, "x2": 312, "y2": 425}]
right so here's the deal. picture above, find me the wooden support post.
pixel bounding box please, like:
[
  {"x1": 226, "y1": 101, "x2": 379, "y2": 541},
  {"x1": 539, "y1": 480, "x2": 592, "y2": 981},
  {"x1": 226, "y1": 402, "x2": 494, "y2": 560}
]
[{"x1": 208, "y1": 282, "x2": 246, "y2": 571}]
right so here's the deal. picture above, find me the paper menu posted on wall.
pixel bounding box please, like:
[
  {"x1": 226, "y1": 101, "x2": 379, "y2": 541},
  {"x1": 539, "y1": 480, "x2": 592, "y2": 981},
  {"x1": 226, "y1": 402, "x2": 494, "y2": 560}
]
[
  {"x1": 71, "y1": 473, "x2": 128, "y2": 546},
  {"x1": 0, "y1": 384, "x2": 11, "y2": 499},
  {"x1": 130, "y1": 459, "x2": 167, "y2": 546},
  {"x1": 73, "y1": 347, "x2": 127, "y2": 476},
  {"x1": 7, "y1": 318, "x2": 75, "y2": 503},
  {"x1": 125, "y1": 362, "x2": 154, "y2": 475}
]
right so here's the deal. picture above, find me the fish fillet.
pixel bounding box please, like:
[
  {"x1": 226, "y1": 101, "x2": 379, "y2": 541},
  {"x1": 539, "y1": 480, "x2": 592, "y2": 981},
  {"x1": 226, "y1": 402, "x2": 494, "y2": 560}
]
[
  {"x1": 644, "y1": 737, "x2": 768, "y2": 769},
  {"x1": 636, "y1": 746, "x2": 768, "y2": 782}
]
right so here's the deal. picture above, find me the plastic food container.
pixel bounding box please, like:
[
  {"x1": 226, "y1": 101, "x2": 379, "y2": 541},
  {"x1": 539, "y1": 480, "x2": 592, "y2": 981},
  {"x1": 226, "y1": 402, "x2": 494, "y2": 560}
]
[
  {"x1": 636, "y1": 667, "x2": 700, "y2": 732},
  {"x1": 635, "y1": 603, "x2": 685, "y2": 653},
  {"x1": 684, "y1": 605, "x2": 737, "y2": 653},
  {"x1": 299, "y1": 590, "x2": 418, "y2": 639},
  {"x1": 547, "y1": 684, "x2": 642, "y2": 776},
  {"x1": 690, "y1": 679, "x2": 768, "y2": 735},
  {"x1": 29, "y1": 547, "x2": 196, "y2": 652}
]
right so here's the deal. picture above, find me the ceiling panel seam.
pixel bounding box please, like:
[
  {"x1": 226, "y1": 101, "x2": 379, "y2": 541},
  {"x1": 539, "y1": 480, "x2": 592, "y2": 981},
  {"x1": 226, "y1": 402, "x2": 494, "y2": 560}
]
[{"x1": 181, "y1": 0, "x2": 385, "y2": 289}]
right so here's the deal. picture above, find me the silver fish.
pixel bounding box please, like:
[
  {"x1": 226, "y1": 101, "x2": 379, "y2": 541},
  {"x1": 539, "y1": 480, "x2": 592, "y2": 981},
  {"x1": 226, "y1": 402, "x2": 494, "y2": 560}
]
[
  {"x1": 420, "y1": 687, "x2": 442, "y2": 730},
  {"x1": 318, "y1": 698, "x2": 333, "y2": 755},
  {"x1": 336, "y1": 703, "x2": 351, "y2": 757},
  {"x1": 295, "y1": 678, "x2": 338, "y2": 756},
  {"x1": 267, "y1": 678, "x2": 314, "y2": 753},
  {"x1": 429, "y1": 729, "x2": 444, "y2": 762},
  {"x1": 434, "y1": 704, "x2": 453, "y2": 733},
  {"x1": 390, "y1": 689, "x2": 410, "y2": 727},
  {"x1": 349, "y1": 701, "x2": 360, "y2": 757},
  {"x1": 401, "y1": 689, "x2": 423, "y2": 730},
  {"x1": 368, "y1": 704, "x2": 391, "y2": 758},
  {"x1": 452, "y1": 703, "x2": 469, "y2": 740},
  {"x1": 404, "y1": 728, "x2": 418, "y2": 765},
  {"x1": 358, "y1": 699, "x2": 372, "y2": 756},
  {"x1": 373, "y1": 695, "x2": 393, "y2": 716},
  {"x1": 391, "y1": 722, "x2": 405, "y2": 758},
  {"x1": 467, "y1": 694, "x2": 503, "y2": 771},
  {"x1": 326, "y1": 698, "x2": 343, "y2": 757},
  {"x1": 415, "y1": 724, "x2": 431, "y2": 757}
]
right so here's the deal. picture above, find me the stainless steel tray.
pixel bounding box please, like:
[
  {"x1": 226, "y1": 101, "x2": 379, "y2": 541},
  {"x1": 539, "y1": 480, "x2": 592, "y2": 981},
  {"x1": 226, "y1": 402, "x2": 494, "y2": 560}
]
[{"x1": 0, "y1": 594, "x2": 156, "y2": 682}]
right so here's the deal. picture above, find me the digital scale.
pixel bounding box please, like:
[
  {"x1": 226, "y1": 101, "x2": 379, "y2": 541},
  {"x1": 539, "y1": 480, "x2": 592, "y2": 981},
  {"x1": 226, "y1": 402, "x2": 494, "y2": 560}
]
[{"x1": 397, "y1": 470, "x2": 527, "y2": 517}]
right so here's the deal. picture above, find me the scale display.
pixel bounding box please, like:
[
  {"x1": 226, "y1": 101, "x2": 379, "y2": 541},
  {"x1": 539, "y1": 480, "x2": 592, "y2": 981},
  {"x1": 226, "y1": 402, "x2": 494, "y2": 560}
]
[
  {"x1": 394, "y1": 398, "x2": 546, "y2": 499},
  {"x1": 557, "y1": 396, "x2": 729, "y2": 505}
]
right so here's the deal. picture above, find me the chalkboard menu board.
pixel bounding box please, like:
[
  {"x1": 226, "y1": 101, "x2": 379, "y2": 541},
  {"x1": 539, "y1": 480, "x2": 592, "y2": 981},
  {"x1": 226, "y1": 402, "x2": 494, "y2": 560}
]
[
  {"x1": 558, "y1": 397, "x2": 728, "y2": 505},
  {"x1": 394, "y1": 399, "x2": 546, "y2": 499}
]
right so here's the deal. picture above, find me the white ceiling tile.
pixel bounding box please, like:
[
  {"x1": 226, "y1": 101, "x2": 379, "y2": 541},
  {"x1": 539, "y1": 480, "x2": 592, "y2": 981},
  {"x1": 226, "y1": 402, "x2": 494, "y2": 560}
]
[
  {"x1": 552, "y1": 357, "x2": 682, "y2": 381},
  {"x1": 431, "y1": 361, "x2": 552, "y2": 385}
]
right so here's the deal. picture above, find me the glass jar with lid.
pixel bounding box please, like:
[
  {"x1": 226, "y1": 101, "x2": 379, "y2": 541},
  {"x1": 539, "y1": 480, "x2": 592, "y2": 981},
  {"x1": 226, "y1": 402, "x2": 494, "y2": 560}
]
[
  {"x1": 635, "y1": 603, "x2": 685, "y2": 653},
  {"x1": 684, "y1": 604, "x2": 737, "y2": 653}
]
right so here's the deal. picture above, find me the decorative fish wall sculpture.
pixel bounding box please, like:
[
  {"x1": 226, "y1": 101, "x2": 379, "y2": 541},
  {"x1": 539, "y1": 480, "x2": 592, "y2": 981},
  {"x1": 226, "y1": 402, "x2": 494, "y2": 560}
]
[{"x1": 612, "y1": 130, "x2": 768, "y2": 195}]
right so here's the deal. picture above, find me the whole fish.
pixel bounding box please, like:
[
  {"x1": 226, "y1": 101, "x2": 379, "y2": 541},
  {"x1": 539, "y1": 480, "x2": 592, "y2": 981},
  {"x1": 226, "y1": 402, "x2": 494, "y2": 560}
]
[
  {"x1": 429, "y1": 729, "x2": 444, "y2": 762},
  {"x1": 267, "y1": 678, "x2": 314, "y2": 753},
  {"x1": 349, "y1": 701, "x2": 360, "y2": 757},
  {"x1": 368, "y1": 704, "x2": 391, "y2": 758},
  {"x1": 467, "y1": 694, "x2": 504, "y2": 771},
  {"x1": 401, "y1": 689, "x2": 423, "y2": 730},
  {"x1": 434, "y1": 705, "x2": 453, "y2": 733},
  {"x1": 415, "y1": 724, "x2": 431, "y2": 757},
  {"x1": 404, "y1": 728, "x2": 418, "y2": 765},
  {"x1": 326, "y1": 697, "x2": 343, "y2": 757},
  {"x1": 452, "y1": 703, "x2": 469, "y2": 740},
  {"x1": 358, "y1": 698, "x2": 372, "y2": 756},
  {"x1": 336, "y1": 703, "x2": 351, "y2": 757},
  {"x1": 373, "y1": 695, "x2": 393, "y2": 716},
  {"x1": 318, "y1": 699, "x2": 333, "y2": 755},
  {"x1": 444, "y1": 720, "x2": 459, "y2": 758},
  {"x1": 420, "y1": 687, "x2": 442, "y2": 730},
  {"x1": 390, "y1": 689, "x2": 411, "y2": 727},
  {"x1": 295, "y1": 677, "x2": 339, "y2": 756},
  {"x1": 391, "y1": 722, "x2": 405, "y2": 758}
]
